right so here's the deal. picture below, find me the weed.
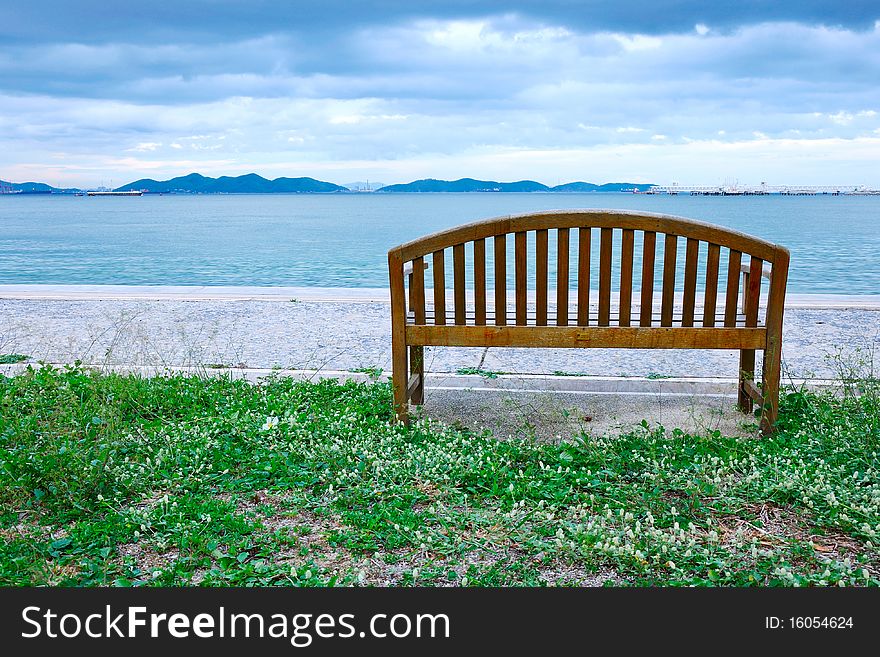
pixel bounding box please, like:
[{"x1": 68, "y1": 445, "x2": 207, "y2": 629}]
[
  {"x1": 349, "y1": 367, "x2": 384, "y2": 379},
  {"x1": 0, "y1": 354, "x2": 29, "y2": 364},
  {"x1": 456, "y1": 367, "x2": 505, "y2": 379}
]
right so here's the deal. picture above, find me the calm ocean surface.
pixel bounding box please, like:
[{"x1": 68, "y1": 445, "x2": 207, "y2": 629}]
[{"x1": 1, "y1": 193, "x2": 878, "y2": 294}]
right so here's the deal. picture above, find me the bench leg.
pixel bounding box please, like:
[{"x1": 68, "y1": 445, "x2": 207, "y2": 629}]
[
  {"x1": 738, "y1": 349, "x2": 756, "y2": 413},
  {"x1": 409, "y1": 346, "x2": 424, "y2": 405},
  {"x1": 760, "y1": 338, "x2": 782, "y2": 436},
  {"x1": 392, "y1": 340, "x2": 409, "y2": 424}
]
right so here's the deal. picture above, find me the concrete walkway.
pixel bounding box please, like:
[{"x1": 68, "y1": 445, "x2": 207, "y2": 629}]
[{"x1": 1, "y1": 286, "x2": 877, "y2": 439}]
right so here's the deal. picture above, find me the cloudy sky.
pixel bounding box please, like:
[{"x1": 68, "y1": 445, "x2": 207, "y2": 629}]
[{"x1": 1, "y1": 1, "x2": 878, "y2": 187}]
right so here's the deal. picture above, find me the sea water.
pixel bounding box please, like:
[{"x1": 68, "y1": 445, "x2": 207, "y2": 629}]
[{"x1": 0, "y1": 193, "x2": 877, "y2": 294}]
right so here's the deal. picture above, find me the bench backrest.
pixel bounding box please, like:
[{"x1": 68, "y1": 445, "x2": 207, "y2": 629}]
[{"x1": 388, "y1": 209, "x2": 789, "y2": 332}]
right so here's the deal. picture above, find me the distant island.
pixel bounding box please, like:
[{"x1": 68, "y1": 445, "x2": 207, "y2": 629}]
[
  {"x1": 116, "y1": 173, "x2": 348, "y2": 194},
  {"x1": 0, "y1": 180, "x2": 82, "y2": 194},
  {"x1": 375, "y1": 178, "x2": 653, "y2": 193},
  {"x1": 0, "y1": 173, "x2": 655, "y2": 195},
  {"x1": 3, "y1": 174, "x2": 877, "y2": 196}
]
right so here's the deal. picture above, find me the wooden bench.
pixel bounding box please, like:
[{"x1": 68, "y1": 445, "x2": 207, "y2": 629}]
[{"x1": 388, "y1": 210, "x2": 790, "y2": 435}]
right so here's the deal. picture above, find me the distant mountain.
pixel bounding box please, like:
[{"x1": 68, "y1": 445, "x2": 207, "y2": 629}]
[
  {"x1": 552, "y1": 182, "x2": 654, "y2": 192},
  {"x1": 115, "y1": 173, "x2": 348, "y2": 194},
  {"x1": 376, "y1": 178, "x2": 551, "y2": 193},
  {"x1": 550, "y1": 182, "x2": 600, "y2": 192},
  {"x1": 1, "y1": 174, "x2": 656, "y2": 196},
  {"x1": 0, "y1": 179, "x2": 81, "y2": 194},
  {"x1": 376, "y1": 178, "x2": 655, "y2": 192}
]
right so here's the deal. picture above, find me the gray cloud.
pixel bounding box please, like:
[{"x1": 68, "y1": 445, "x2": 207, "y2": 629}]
[
  {"x1": 0, "y1": 2, "x2": 878, "y2": 186},
  {"x1": 3, "y1": 1, "x2": 877, "y2": 45}
]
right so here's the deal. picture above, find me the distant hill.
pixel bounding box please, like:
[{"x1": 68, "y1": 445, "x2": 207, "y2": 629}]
[
  {"x1": 550, "y1": 182, "x2": 600, "y2": 192},
  {"x1": 0, "y1": 179, "x2": 82, "y2": 194},
  {"x1": 116, "y1": 173, "x2": 348, "y2": 194},
  {"x1": 376, "y1": 178, "x2": 655, "y2": 192},
  {"x1": 1, "y1": 174, "x2": 656, "y2": 196},
  {"x1": 553, "y1": 182, "x2": 655, "y2": 192},
  {"x1": 590, "y1": 182, "x2": 655, "y2": 192},
  {"x1": 376, "y1": 178, "x2": 551, "y2": 193}
]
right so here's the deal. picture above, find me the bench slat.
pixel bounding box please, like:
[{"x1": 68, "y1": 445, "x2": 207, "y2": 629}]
[
  {"x1": 536, "y1": 228, "x2": 549, "y2": 326},
  {"x1": 411, "y1": 256, "x2": 426, "y2": 325},
  {"x1": 494, "y1": 234, "x2": 507, "y2": 326},
  {"x1": 640, "y1": 231, "x2": 656, "y2": 327},
  {"x1": 661, "y1": 234, "x2": 677, "y2": 326},
  {"x1": 703, "y1": 243, "x2": 720, "y2": 327},
  {"x1": 681, "y1": 238, "x2": 699, "y2": 327},
  {"x1": 744, "y1": 256, "x2": 762, "y2": 327},
  {"x1": 577, "y1": 227, "x2": 591, "y2": 325},
  {"x1": 453, "y1": 243, "x2": 466, "y2": 325},
  {"x1": 407, "y1": 325, "x2": 768, "y2": 349},
  {"x1": 619, "y1": 229, "x2": 634, "y2": 326},
  {"x1": 557, "y1": 228, "x2": 570, "y2": 326},
  {"x1": 474, "y1": 238, "x2": 487, "y2": 326},
  {"x1": 515, "y1": 231, "x2": 527, "y2": 325},
  {"x1": 599, "y1": 228, "x2": 613, "y2": 326},
  {"x1": 432, "y1": 249, "x2": 446, "y2": 325},
  {"x1": 724, "y1": 249, "x2": 742, "y2": 327}
]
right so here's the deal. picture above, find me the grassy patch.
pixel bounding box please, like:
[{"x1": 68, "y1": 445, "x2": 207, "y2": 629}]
[
  {"x1": 349, "y1": 367, "x2": 384, "y2": 379},
  {"x1": 0, "y1": 364, "x2": 877, "y2": 587},
  {"x1": 0, "y1": 354, "x2": 29, "y2": 364},
  {"x1": 456, "y1": 367, "x2": 505, "y2": 379},
  {"x1": 552, "y1": 370, "x2": 590, "y2": 377}
]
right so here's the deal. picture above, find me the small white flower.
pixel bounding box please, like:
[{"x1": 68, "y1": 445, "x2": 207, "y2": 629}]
[{"x1": 261, "y1": 416, "x2": 280, "y2": 431}]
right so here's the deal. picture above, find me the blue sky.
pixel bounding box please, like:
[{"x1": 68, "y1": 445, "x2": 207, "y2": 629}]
[{"x1": 1, "y1": 1, "x2": 878, "y2": 187}]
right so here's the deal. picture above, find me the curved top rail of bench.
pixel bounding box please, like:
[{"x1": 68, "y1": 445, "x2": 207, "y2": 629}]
[{"x1": 389, "y1": 209, "x2": 788, "y2": 264}]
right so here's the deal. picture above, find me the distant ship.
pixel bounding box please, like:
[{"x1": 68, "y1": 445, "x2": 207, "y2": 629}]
[{"x1": 86, "y1": 190, "x2": 144, "y2": 196}]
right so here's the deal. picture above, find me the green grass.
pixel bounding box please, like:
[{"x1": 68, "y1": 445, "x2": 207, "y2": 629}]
[{"x1": 0, "y1": 364, "x2": 877, "y2": 587}]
